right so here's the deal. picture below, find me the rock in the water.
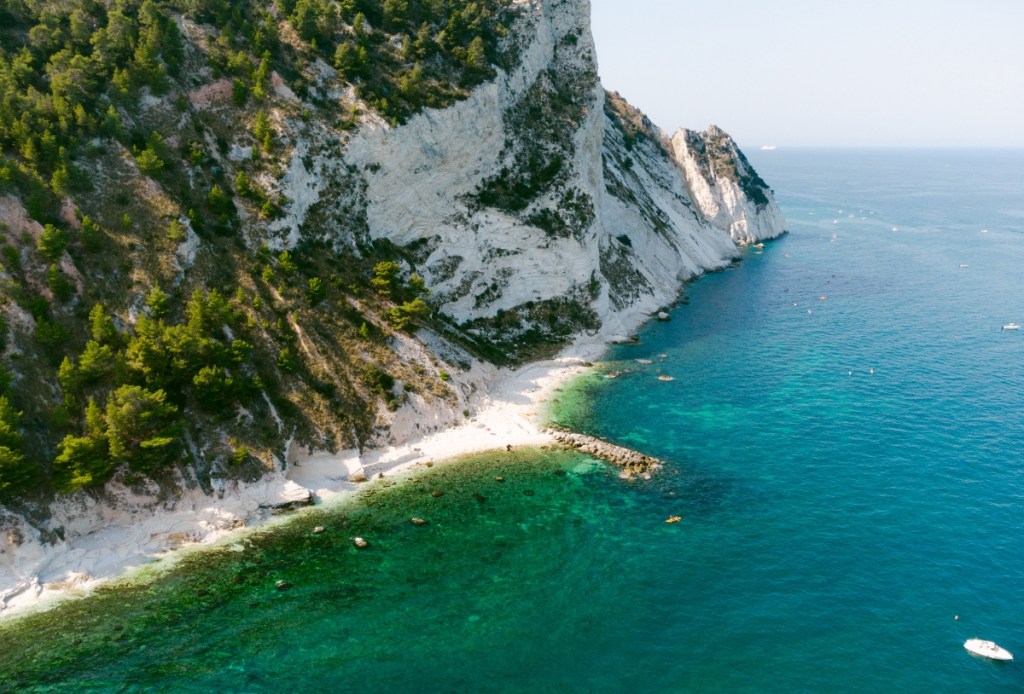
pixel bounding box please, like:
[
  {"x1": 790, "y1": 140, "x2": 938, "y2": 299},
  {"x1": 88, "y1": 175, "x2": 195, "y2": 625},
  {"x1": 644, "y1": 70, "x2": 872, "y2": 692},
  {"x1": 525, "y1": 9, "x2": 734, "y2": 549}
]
[
  {"x1": 410, "y1": 517, "x2": 428, "y2": 526},
  {"x1": 548, "y1": 430, "x2": 663, "y2": 480},
  {"x1": 352, "y1": 536, "x2": 370, "y2": 549},
  {"x1": 349, "y1": 472, "x2": 369, "y2": 483},
  {"x1": 494, "y1": 476, "x2": 505, "y2": 483},
  {"x1": 275, "y1": 580, "x2": 292, "y2": 591},
  {"x1": 312, "y1": 526, "x2": 325, "y2": 534},
  {"x1": 656, "y1": 311, "x2": 671, "y2": 321},
  {"x1": 431, "y1": 490, "x2": 445, "y2": 498}
]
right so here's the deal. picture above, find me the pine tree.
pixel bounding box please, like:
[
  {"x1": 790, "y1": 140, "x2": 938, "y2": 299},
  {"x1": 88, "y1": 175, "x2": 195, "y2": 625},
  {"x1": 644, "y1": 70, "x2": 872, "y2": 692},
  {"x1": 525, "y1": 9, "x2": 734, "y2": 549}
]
[
  {"x1": 38, "y1": 224, "x2": 68, "y2": 261},
  {"x1": 0, "y1": 396, "x2": 33, "y2": 494},
  {"x1": 146, "y1": 284, "x2": 170, "y2": 319},
  {"x1": 105, "y1": 385, "x2": 179, "y2": 473},
  {"x1": 89, "y1": 304, "x2": 118, "y2": 345}
]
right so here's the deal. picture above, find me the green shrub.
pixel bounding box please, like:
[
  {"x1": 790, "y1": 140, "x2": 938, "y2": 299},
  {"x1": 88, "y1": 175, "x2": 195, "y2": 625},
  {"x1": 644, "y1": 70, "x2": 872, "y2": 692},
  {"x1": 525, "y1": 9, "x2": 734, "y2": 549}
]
[{"x1": 38, "y1": 224, "x2": 68, "y2": 261}]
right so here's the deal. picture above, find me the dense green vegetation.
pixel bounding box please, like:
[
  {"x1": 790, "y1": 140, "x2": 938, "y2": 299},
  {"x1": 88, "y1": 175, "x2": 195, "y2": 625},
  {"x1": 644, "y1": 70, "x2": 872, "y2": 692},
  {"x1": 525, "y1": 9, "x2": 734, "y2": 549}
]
[
  {"x1": 0, "y1": 0, "x2": 518, "y2": 237},
  {"x1": 0, "y1": 0, "x2": 520, "y2": 501}
]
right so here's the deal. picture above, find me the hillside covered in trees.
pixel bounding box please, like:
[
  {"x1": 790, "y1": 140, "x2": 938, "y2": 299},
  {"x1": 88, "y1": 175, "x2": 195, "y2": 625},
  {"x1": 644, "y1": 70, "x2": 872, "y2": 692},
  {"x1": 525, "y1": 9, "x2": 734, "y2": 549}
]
[{"x1": 0, "y1": 0, "x2": 520, "y2": 506}]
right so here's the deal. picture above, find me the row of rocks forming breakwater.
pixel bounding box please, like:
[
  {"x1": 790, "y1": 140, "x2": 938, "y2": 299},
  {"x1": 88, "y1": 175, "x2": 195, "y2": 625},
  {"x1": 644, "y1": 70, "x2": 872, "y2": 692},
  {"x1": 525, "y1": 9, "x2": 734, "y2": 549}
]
[{"x1": 547, "y1": 430, "x2": 663, "y2": 479}]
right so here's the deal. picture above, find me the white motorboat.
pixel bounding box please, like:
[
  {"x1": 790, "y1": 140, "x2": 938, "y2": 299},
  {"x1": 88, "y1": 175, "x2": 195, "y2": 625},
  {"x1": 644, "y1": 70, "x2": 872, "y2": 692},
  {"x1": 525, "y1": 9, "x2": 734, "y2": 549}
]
[
  {"x1": 964, "y1": 638, "x2": 1013, "y2": 661},
  {"x1": 1002, "y1": 323, "x2": 1020, "y2": 331}
]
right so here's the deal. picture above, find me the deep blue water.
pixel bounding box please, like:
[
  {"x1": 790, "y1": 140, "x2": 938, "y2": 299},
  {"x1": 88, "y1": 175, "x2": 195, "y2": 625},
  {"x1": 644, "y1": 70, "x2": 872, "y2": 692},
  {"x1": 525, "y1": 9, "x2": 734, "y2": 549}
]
[
  {"x1": 554, "y1": 148, "x2": 1024, "y2": 691},
  {"x1": 2, "y1": 149, "x2": 1024, "y2": 692}
]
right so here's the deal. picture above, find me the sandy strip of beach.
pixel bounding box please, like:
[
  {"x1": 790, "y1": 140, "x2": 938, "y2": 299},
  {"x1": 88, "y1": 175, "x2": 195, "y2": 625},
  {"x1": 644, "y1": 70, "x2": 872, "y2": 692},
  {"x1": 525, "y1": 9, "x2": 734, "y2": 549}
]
[{"x1": 0, "y1": 340, "x2": 609, "y2": 620}]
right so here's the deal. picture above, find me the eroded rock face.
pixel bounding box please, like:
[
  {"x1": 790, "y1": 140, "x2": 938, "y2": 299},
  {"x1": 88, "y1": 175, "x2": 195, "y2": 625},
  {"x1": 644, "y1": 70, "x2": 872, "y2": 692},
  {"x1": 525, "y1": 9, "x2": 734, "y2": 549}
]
[
  {"x1": 341, "y1": 0, "x2": 784, "y2": 358},
  {"x1": 671, "y1": 125, "x2": 786, "y2": 245}
]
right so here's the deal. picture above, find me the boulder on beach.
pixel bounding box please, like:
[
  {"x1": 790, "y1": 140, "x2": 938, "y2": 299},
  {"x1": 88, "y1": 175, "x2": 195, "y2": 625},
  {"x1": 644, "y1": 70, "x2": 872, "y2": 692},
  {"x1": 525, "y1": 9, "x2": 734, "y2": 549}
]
[{"x1": 261, "y1": 481, "x2": 315, "y2": 513}]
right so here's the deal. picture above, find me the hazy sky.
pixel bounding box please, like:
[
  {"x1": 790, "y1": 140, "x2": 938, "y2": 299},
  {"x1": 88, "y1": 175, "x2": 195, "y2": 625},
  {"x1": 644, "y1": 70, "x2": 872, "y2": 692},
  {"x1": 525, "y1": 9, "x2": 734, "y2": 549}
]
[{"x1": 589, "y1": 0, "x2": 1024, "y2": 147}]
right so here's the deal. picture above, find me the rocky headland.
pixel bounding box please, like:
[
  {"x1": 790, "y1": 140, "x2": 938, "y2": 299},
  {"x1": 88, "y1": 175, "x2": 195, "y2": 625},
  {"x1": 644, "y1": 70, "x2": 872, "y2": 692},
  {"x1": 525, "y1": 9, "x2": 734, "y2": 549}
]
[{"x1": 0, "y1": 0, "x2": 784, "y2": 617}]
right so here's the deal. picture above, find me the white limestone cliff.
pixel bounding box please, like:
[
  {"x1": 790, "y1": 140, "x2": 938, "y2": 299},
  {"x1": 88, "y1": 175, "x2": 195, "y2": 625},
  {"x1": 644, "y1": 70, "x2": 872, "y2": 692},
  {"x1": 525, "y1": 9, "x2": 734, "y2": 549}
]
[
  {"x1": 342, "y1": 0, "x2": 784, "y2": 350},
  {"x1": 671, "y1": 125, "x2": 786, "y2": 245}
]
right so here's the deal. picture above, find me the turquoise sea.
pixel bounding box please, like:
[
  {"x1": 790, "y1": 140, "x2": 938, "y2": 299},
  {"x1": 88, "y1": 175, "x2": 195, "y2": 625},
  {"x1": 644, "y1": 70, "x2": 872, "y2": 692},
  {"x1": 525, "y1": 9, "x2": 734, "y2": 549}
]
[{"x1": 3, "y1": 149, "x2": 1024, "y2": 692}]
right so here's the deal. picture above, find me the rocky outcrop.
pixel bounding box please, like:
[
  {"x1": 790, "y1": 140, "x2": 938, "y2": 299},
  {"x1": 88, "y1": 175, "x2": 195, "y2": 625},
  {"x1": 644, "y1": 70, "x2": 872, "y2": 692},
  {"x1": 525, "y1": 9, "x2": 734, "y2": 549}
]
[
  {"x1": 342, "y1": 0, "x2": 784, "y2": 359},
  {"x1": 672, "y1": 125, "x2": 786, "y2": 245},
  {"x1": 259, "y1": 482, "x2": 315, "y2": 513},
  {"x1": 549, "y1": 430, "x2": 662, "y2": 479}
]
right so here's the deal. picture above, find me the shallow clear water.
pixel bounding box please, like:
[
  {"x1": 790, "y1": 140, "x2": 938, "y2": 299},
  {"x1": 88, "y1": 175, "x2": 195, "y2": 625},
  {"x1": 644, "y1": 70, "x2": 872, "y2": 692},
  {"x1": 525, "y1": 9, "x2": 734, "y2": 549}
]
[{"x1": 3, "y1": 149, "x2": 1024, "y2": 692}]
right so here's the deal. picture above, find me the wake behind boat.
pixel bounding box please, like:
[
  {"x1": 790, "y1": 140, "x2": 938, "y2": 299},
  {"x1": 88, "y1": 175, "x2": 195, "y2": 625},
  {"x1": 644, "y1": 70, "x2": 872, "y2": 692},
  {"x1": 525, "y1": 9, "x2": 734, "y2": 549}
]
[{"x1": 964, "y1": 639, "x2": 1013, "y2": 661}]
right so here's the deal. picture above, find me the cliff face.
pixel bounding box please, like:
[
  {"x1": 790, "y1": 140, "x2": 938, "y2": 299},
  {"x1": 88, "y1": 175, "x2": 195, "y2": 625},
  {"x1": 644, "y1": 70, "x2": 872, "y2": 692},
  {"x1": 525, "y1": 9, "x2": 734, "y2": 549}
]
[
  {"x1": 671, "y1": 125, "x2": 786, "y2": 245},
  {"x1": 342, "y1": 0, "x2": 783, "y2": 350}
]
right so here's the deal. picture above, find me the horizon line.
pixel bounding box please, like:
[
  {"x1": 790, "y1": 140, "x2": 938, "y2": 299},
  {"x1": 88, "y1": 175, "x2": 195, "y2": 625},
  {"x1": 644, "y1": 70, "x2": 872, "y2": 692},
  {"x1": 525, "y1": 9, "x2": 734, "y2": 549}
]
[{"x1": 741, "y1": 144, "x2": 1024, "y2": 151}]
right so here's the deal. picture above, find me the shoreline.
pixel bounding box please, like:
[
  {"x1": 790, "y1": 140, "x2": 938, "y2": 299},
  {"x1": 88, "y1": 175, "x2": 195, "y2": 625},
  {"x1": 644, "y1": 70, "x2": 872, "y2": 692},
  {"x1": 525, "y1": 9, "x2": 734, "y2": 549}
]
[{"x1": 0, "y1": 335, "x2": 612, "y2": 622}]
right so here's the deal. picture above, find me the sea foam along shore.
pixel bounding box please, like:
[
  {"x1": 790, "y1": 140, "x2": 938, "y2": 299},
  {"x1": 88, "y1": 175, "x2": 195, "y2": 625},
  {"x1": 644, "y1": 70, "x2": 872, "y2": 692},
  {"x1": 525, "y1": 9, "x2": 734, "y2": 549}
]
[{"x1": 0, "y1": 336, "x2": 612, "y2": 622}]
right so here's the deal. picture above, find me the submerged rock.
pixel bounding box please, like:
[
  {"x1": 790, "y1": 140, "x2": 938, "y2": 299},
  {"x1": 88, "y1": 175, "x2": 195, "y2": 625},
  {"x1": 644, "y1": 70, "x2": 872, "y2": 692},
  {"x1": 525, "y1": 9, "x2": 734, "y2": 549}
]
[
  {"x1": 275, "y1": 580, "x2": 292, "y2": 591},
  {"x1": 352, "y1": 537, "x2": 370, "y2": 549},
  {"x1": 410, "y1": 518, "x2": 428, "y2": 526}
]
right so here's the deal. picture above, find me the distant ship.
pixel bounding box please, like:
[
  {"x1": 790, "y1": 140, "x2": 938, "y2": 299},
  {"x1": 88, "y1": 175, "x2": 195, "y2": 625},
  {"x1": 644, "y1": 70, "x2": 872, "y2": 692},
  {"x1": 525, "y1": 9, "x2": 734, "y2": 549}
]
[{"x1": 760, "y1": 144, "x2": 777, "y2": 151}]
